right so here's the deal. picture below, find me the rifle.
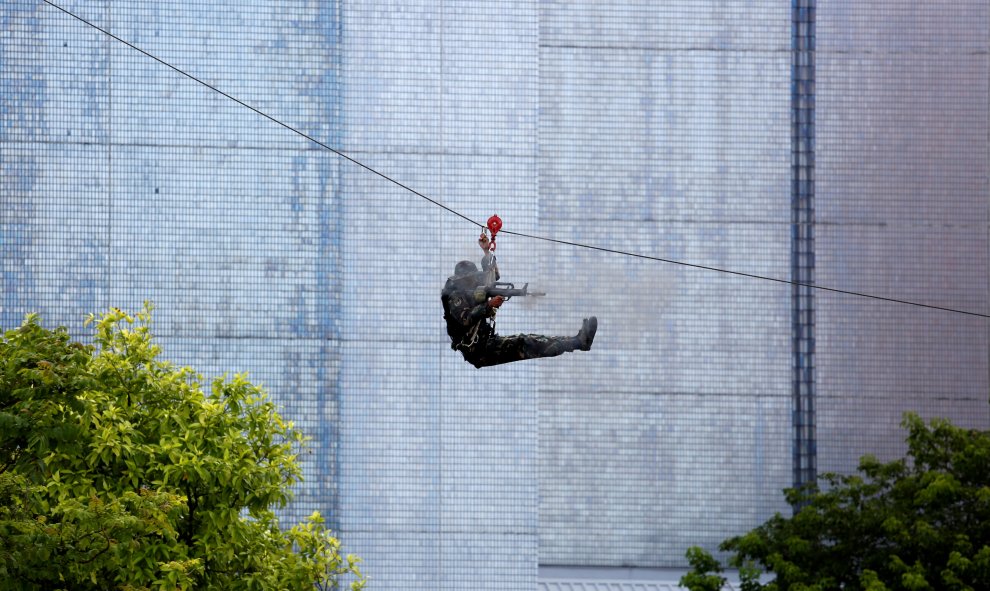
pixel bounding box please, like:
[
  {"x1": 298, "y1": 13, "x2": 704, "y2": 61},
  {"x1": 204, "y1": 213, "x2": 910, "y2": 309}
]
[
  {"x1": 473, "y1": 281, "x2": 546, "y2": 303},
  {"x1": 472, "y1": 251, "x2": 545, "y2": 303}
]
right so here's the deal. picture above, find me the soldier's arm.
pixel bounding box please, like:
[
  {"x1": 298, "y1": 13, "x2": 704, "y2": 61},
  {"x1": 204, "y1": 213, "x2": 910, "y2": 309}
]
[
  {"x1": 480, "y1": 252, "x2": 499, "y2": 280},
  {"x1": 448, "y1": 291, "x2": 492, "y2": 327}
]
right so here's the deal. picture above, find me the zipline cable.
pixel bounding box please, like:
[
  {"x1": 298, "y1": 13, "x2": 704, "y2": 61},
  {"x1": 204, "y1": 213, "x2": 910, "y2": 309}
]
[
  {"x1": 40, "y1": 0, "x2": 990, "y2": 320},
  {"x1": 500, "y1": 229, "x2": 990, "y2": 319}
]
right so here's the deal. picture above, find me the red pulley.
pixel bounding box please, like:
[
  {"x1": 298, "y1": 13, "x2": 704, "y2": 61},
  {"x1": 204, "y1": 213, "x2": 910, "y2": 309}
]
[{"x1": 487, "y1": 214, "x2": 502, "y2": 251}]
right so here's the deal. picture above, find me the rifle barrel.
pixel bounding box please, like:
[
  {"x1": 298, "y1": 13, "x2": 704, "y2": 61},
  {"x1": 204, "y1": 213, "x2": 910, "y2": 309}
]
[{"x1": 488, "y1": 282, "x2": 546, "y2": 298}]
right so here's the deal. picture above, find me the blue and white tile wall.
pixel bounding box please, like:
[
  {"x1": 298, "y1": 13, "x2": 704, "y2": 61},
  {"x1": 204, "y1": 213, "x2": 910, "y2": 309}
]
[{"x1": 3, "y1": 1, "x2": 988, "y2": 589}]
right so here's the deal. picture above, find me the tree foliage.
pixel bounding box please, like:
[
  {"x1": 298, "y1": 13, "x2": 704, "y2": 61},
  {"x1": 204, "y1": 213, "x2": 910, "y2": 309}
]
[
  {"x1": 0, "y1": 306, "x2": 365, "y2": 590},
  {"x1": 682, "y1": 413, "x2": 990, "y2": 591}
]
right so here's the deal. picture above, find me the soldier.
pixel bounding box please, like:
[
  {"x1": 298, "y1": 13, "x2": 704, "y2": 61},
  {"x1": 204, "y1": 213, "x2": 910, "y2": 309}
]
[{"x1": 442, "y1": 233, "x2": 597, "y2": 368}]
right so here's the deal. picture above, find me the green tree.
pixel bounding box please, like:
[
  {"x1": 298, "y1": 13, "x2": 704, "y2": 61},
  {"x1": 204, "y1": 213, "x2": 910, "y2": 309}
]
[
  {"x1": 682, "y1": 413, "x2": 990, "y2": 591},
  {"x1": 0, "y1": 306, "x2": 365, "y2": 590}
]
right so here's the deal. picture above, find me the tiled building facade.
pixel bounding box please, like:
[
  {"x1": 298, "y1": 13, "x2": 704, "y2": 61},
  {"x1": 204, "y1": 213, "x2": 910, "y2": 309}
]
[{"x1": 3, "y1": 2, "x2": 987, "y2": 589}]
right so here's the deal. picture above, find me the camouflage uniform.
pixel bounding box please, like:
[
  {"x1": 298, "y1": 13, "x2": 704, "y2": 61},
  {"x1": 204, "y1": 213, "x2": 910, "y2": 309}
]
[{"x1": 442, "y1": 263, "x2": 582, "y2": 368}]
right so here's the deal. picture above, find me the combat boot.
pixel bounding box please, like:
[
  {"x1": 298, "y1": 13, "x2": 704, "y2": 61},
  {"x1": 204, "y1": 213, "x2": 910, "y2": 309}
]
[{"x1": 577, "y1": 316, "x2": 597, "y2": 351}]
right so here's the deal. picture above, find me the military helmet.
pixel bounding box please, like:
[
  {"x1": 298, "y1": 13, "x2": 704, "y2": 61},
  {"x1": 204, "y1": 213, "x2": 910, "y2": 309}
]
[{"x1": 454, "y1": 260, "x2": 478, "y2": 277}]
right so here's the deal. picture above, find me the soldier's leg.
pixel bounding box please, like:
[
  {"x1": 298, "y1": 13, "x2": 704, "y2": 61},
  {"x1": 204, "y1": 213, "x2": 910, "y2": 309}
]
[
  {"x1": 468, "y1": 334, "x2": 580, "y2": 368},
  {"x1": 465, "y1": 318, "x2": 597, "y2": 368}
]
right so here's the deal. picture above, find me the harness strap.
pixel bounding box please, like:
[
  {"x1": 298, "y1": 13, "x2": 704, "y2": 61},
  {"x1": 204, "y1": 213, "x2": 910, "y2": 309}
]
[{"x1": 460, "y1": 322, "x2": 482, "y2": 350}]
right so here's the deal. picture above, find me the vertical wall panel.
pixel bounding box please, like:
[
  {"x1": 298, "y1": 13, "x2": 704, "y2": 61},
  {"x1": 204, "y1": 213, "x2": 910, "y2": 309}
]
[
  {"x1": 337, "y1": 2, "x2": 539, "y2": 589},
  {"x1": 537, "y1": 1, "x2": 793, "y2": 567},
  {"x1": 816, "y1": 2, "x2": 990, "y2": 472},
  {"x1": 3, "y1": 0, "x2": 342, "y2": 530}
]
